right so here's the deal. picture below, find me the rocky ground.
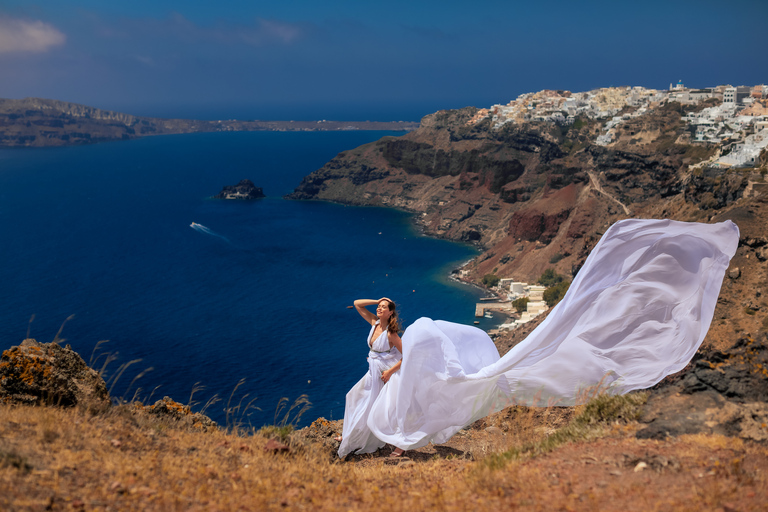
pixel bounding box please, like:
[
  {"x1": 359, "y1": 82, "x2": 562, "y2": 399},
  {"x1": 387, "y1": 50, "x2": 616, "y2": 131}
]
[{"x1": 2, "y1": 397, "x2": 765, "y2": 511}]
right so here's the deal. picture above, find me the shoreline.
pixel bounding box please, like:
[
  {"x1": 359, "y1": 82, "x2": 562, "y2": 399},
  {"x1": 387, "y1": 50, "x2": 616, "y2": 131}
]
[
  {"x1": 284, "y1": 195, "x2": 493, "y2": 295},
  {"x1": 282, "y1": 195, "x2": 489, "y2": 252},
  {"x1": 281, "y1": 196, "x2": 500, "y2": 329}
]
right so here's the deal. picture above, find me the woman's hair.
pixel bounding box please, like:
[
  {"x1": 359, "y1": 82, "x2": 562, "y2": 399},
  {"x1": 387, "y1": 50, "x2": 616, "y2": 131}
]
[{"x1": 382, "y1": 299, "x2": 402, "y2": 334}]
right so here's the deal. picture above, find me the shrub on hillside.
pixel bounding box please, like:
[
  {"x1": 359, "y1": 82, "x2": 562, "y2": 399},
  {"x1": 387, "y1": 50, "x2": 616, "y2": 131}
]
[
  {"x1": 537, "y1": 268, "x2": 563, "y2": 287},
  {"x1": 482, "y1": 274, "x2": 500, "y2": 288},
  {"x1": 543, "y1": 280, "x2": 570, "y2": 306},
  {"x1": 512, "y1": 297, "x2": 529, "y2": 313}
]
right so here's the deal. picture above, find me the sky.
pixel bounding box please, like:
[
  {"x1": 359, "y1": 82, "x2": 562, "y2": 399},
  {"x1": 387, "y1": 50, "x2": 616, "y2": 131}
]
[{"x1": 0, "y1": 0, "x2": 766, "y2": 121}]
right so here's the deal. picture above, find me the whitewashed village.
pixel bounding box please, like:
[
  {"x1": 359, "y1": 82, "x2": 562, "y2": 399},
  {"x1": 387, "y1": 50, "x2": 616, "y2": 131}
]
[
  {"x1": 468, "y1": 80, "x2": 768, "y2": 333},
  {"x1": 469, "y1": 81, "x2": 768, "y2": 168}
]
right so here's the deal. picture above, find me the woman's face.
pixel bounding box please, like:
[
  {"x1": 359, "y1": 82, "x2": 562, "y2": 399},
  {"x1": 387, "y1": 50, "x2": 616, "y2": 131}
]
[{"x1": 376, "y1": 300, "x2": 392, "y2": 322}]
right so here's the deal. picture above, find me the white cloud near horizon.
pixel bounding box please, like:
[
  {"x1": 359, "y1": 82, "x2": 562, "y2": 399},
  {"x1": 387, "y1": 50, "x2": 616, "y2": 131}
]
[{"x1": 0, "y1": 16, "x2": 66, "y2": 54}]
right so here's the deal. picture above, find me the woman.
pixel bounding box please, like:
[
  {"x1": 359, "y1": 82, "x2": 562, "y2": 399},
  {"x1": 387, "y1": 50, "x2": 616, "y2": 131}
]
[{"x1": 337, "y1": 297, "x2": 406, "y2": 458}]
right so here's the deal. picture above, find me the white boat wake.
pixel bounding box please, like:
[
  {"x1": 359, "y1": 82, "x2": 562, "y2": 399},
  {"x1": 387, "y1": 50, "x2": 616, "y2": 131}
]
[{"x1": 190, "y1": 222, "x2": 231, "y2": 243}]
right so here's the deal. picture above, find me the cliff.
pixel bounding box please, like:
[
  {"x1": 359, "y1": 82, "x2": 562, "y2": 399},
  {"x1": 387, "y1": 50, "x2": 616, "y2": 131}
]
[
  {"x1": 287, "y1": 104, "x2": 698, "y2": 273},
  {"x1": 0, "y1": 97, "x2": 419, "y2": 147},
  {"x1": 286, "y1": 95, "x2": 768, "y2": 349}
]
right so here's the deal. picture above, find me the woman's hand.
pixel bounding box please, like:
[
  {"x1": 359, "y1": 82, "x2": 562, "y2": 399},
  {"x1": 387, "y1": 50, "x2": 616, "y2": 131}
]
[
  {"x1": 382, "y1": 357, "x2": 403, "y2": 383},
  {"x1": 381, "y1": 361, "x2": 401, "y2": 383}
]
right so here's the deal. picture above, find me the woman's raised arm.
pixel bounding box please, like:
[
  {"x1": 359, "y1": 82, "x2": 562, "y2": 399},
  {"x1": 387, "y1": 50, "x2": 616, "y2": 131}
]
[{"x1": 353, "y1": 299, "x2": 379, "y2": 325}]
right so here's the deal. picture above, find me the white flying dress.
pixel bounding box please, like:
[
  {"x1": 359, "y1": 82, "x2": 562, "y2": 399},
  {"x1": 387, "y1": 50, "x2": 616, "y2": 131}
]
[{"x1": 366, "y1": 219, "x2": 739, "y2": 451}]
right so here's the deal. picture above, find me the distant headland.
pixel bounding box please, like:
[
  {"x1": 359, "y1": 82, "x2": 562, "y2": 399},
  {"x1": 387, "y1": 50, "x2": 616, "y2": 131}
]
[{"x1": 0, "y1": 97, "x2": 420, "y2": 147}]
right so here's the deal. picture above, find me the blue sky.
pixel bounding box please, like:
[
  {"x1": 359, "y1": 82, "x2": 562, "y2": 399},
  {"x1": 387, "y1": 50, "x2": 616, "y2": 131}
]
[{"x1": 0, "y1": 0, "x2": 766, "y2": 120}]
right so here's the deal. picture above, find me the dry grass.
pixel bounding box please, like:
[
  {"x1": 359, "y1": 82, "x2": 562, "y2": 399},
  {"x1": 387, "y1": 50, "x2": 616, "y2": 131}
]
[
  {"x1": 480, "y1": 392, "x2": 649, "y2": 469},
  {"x1": 1, "y1": 396, "x2": 767, "y2": 511}
]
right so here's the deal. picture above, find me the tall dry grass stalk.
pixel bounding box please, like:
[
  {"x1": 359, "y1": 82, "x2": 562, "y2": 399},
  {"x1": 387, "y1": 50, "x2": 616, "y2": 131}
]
[
  {"x1": 25, "y1": 314, "x2": 35, "y2": 340},
  {"x1": 257, "y1": 394, "x2": 312, "y2": 442},
  {"x1": 223, "y1": 378, "x2": 261, "y2": 432},
  {"x1": 51, "y1": 314, "x2": 76, "y2": 345}
]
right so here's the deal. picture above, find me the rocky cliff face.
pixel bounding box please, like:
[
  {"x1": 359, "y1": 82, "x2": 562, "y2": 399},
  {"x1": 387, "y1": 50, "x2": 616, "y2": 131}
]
[
  {"x1": 287, "y1": 105, "x2": 713, "y2": 276},
  {"x1": 287, "y1": 102, "x2": 768, "y2": 349}
]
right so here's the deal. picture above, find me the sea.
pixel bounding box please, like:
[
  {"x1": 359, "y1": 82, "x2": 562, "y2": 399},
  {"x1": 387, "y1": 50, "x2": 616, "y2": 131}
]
[{"x1": 0, "y1": 130, "x2": 501, "y2": 428}]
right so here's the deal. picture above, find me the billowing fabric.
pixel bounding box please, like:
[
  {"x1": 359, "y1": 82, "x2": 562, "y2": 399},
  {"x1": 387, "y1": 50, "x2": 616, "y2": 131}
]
[
  {"x1": 338, "y1": 320, "x2": 401, "y2": 458},
  {"x1": 368, "y1": 219, "x2": 739, "y2": 451}
]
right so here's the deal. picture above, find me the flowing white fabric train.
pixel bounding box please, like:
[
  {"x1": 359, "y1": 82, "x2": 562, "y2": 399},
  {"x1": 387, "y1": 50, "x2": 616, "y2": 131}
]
[{"x1": 366, "y1": 219, "x2": 739, "y2": 451}]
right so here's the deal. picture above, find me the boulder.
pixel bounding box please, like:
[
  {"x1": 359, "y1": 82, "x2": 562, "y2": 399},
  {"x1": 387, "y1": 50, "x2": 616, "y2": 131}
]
[
  {"x1": 292, "y1": 417, "x2": 343, "y2": 455},
  {"x1": 0, "y1": 339, "x2": 109, "y2": 408},
  {"x1": 134, "y1": 396, "x2": 218, "y2": 432}
]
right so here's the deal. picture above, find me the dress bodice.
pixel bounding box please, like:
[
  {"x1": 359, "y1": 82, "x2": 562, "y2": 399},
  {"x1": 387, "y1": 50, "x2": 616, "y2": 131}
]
[{"x1": 367, "y1": 321, "x2": 392, "y2": 353}]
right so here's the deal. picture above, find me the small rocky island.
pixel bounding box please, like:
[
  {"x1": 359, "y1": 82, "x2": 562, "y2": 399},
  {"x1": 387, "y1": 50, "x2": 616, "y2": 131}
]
[{"x1": 213, "y1": 179, "x2": 265, "y2": 200}]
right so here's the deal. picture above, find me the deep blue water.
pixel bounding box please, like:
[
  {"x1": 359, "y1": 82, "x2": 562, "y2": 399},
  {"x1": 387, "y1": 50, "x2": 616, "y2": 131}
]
[{"x1": 0, "y1": 131, "x2": 495, "y2": 428}]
